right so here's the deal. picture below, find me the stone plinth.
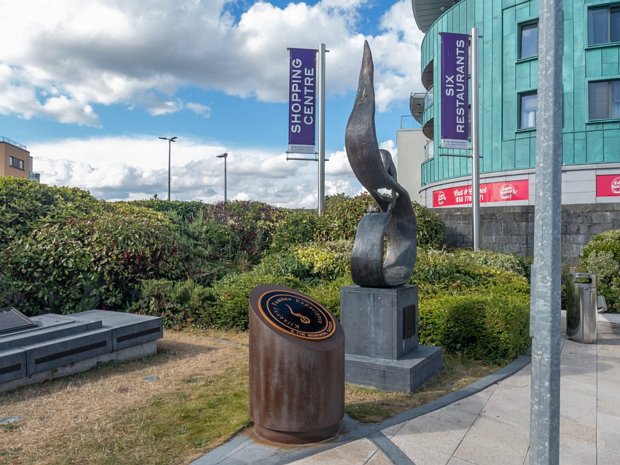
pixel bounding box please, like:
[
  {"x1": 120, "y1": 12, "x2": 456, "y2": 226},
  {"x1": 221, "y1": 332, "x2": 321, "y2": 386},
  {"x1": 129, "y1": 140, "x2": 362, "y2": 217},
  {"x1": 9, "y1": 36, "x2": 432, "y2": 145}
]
[{"x1": 340, "y1": 285, "x2": 442, "y2": 392}]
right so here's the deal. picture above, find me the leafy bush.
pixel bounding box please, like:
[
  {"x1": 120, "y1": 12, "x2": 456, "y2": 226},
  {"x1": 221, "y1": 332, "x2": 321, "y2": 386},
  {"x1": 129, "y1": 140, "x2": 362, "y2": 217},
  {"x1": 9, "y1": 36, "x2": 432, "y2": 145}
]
[
  {"x1": 451, "y1": 249, "x2": 532, "y2": 279},
  {"x1": 209, "y1": 271, "x2": 302, "y2": 329},
  {"x1": 131, "y1": 279, "x2": 215, "y2": 328},
  {"x1": 316, "y1": 194, "x2": 375, "y2": 241},
  {"x1": 203, "y1": 201, "x2": 285, "y2": 264},
  {"x1": 304, "y1": 275, "x2": 353, "y2": 319},
  {"x1": 270, "y1": 210, "x2": 319, "y2": 251},
  {"x1": 412, "y1": 249, "x2": 493, "y2": 294},
  {"x1": 1, "y1": 204, "x2": 184, "y2": 315},
  {"x1": 419, "y1": 290, "x2": 530, "y2": 364},
  {"x1": 0, "y1": 177, "x2": 101, "y2": 246},
  {"x1": 128, "y1": 200, "x2": 206, "y2": 224},
  {"x1": 581, "y1": 230, "x2": 620, "y2": 312},
  {"x1": 175, "y1": 217, "x2": 243, "y2": 285},
  {"x1": 253, "y1": 250, "x2": 311, "y2": 280},
  {"x1": 314, "y1": 193, "x2": 445, "y2": 249},
  {"x1": 413, "y1": 202, "x2": 445, "y2": 249},
  {"x1": 294, "y1": 240, "x2": 352, "y2": 280}
]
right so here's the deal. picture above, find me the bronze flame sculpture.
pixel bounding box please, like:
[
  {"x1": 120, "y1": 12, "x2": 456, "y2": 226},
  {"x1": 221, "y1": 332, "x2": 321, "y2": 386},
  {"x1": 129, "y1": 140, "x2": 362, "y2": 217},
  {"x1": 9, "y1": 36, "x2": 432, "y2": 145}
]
[{"x1": 345, "y1": 41, "x2": 417, "y2": 287}]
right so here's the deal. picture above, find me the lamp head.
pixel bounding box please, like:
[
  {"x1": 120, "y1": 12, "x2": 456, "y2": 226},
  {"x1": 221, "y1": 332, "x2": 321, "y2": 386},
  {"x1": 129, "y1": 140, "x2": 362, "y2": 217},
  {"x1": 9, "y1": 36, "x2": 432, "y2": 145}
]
[{"x1": 216, "y1": 152, "x2": 228, "y2": 159}]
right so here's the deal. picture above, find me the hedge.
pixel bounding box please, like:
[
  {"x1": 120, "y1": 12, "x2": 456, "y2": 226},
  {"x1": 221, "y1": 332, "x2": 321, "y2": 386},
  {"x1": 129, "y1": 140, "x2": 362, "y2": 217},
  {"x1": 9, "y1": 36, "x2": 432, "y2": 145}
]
[{"x1": 581, "y1": 229, "x2": 620, "y2": 312}]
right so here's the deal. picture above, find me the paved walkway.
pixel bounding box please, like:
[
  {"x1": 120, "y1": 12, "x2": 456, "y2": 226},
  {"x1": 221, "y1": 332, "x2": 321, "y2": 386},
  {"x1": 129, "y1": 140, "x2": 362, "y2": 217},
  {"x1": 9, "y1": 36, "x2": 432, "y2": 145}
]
[{"x1": 194, "y1": 315, "x2": 620, "y2": 465}]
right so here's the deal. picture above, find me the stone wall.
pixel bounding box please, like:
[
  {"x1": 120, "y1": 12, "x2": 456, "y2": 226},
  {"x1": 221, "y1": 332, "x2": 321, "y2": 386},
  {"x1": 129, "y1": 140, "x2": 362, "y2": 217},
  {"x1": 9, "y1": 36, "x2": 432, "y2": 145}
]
[{"x1": 434, "y1": 204, "x2": 620, "y2": 265}]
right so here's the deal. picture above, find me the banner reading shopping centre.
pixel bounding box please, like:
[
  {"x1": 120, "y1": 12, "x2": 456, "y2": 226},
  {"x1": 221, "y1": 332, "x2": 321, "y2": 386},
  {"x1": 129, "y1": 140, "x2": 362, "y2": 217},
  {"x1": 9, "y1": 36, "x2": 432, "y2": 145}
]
[{"x1": 288, "y1": 48, "x2": 317, "y2": 154}]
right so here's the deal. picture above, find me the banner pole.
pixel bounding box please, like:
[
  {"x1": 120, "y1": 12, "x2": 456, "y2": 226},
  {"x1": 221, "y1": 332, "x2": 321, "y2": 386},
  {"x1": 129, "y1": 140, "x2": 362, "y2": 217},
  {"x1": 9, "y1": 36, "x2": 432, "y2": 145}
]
[
  {"x1": 471, "y1": 27, "x2": 480, "y2": 251},
  {"x1": 529, "y1": 0, "x2": 563, "y2": 463},
  {"x1": 318, "y1": 43, "x2": 326, "y2": 216}
]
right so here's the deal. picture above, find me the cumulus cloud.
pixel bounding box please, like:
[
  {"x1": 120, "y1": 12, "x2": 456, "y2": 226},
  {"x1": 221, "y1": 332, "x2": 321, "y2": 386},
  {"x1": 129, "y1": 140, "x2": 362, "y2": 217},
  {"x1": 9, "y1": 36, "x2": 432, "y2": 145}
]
[
  {"x1": 0, "y1": 0, "x2": 424, "y2": 124},
  {"x1": 30, "y1": 136, "x2": 372, "y2": 208}
]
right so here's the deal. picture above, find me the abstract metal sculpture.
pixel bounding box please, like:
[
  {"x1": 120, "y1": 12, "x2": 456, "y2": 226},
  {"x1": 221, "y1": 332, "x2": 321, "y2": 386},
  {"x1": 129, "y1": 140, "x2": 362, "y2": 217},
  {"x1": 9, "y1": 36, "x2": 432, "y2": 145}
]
[{"x1": 345, "y1": 41, "x2": 417, "y2": 288}]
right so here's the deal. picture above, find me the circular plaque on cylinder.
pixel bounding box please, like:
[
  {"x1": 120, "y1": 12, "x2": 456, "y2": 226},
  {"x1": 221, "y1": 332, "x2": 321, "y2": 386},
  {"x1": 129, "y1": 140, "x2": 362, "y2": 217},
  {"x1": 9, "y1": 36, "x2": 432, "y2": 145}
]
[{"x1": 249, "y1": 285, "x2": 344, "y2": 444}]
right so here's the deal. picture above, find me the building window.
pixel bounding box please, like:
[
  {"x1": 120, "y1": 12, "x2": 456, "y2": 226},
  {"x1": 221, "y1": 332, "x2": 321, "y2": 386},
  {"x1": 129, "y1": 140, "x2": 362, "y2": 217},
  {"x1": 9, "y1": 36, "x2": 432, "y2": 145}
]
[
  {"x1": 519, "y1": 21, "x2": 538, "y2": 59},
  {"x1": 8, "y1": 156, "x2": 25, "y2": 170},
  {"x1": 589, "y1": 79, "x2": 620, "y2": 119},
  {"x1": 588, "y1": 5, "x2": 620, "y2": 45},
  {"x1": 519, "y1": 92, "x2": 537, "y2": 129}
]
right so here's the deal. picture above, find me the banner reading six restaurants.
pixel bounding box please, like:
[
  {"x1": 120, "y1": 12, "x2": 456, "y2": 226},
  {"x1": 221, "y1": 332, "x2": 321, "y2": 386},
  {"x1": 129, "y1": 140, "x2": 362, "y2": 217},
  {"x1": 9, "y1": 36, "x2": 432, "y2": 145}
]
[
  {"x1": 440, "y1": 32, "x2": 470, "y2": 150},
  {"x1": 288, "y1": 48, "x2": 317, "y2": 154}
]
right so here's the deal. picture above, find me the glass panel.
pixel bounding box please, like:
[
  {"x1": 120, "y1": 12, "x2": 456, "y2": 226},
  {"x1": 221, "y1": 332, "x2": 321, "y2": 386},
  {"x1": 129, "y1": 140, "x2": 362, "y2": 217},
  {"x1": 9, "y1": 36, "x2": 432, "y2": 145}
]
[
  {"x1": 520, "y1": 22, "x2": 538, "y2": 58},
  {"x1": 520, "y1": 93, "x2": 537, "y2": 128},
  {"x1": 589, "y1": 7, "x2": 609, "y2": 45},
  {"x1": 424, "y1": 87, "x2": 434, "y2": 109},
  {"x1": 589, "y1": 81, "x2": 610, "y2": 119},
  {"x1": 425, "y1": 140, "x2": 434, "y2": 160},
  {"x1": 612, "y1": 80, "x2": 620, "y2": 117},
  {"x1": 611, "y1": 8, "x2": 620, "y2": 42}
]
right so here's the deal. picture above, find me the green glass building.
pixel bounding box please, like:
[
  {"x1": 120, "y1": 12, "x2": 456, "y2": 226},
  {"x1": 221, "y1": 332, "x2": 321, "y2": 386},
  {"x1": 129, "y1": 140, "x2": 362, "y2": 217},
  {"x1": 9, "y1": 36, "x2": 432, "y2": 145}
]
[{"x1": 410, "y1": 0, "x2": 620, "y2": 210}]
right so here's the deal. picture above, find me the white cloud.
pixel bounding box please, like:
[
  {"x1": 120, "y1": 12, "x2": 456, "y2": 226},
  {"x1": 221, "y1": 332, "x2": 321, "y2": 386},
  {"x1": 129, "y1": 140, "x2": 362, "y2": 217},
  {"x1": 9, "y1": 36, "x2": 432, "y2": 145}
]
[
  {"x1": 0, "y1": 0, "x2": 424, "y2": 124},
  {"x1": 30, "y1": 135, "x2": 374, "y2": 208}
]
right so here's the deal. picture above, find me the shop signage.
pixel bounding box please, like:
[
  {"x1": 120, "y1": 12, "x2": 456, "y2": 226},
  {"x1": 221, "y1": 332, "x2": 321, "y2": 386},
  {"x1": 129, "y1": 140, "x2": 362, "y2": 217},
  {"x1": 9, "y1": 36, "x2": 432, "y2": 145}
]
[
  {"x1": 596, "y1": 174, "x2": 620, "y2": 197},
  {"x1": 433, "y1": 180, "x2": 529, "y2": 207}
]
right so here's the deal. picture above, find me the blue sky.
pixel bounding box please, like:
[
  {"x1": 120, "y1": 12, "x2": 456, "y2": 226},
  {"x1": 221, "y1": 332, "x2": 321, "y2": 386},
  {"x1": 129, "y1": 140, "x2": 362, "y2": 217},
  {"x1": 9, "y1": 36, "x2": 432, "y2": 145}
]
[{"x1": 0, "y1": 0, "x2": 424, "y2": 207}]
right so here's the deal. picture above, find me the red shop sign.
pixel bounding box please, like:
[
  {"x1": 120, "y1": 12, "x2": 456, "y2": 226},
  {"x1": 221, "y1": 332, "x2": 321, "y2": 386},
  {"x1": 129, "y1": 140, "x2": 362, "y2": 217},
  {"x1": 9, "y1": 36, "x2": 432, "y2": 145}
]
[
  {"x1": 433, "y1": 179, "x2": 529, "y2": 207},
  {"x1": 596, "y1": 174, "x2": 620, "y2": 197}
]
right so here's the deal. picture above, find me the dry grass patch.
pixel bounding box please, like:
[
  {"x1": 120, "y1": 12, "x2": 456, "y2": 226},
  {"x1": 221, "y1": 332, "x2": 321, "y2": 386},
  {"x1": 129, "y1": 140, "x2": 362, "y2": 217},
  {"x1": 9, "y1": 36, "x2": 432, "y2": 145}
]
[
  {"x1": 0, "y1": 329, "x2": 501, "y2": 465},
  {"x1": 0, "y1": 329, "x2": 250, "y2": 465}
]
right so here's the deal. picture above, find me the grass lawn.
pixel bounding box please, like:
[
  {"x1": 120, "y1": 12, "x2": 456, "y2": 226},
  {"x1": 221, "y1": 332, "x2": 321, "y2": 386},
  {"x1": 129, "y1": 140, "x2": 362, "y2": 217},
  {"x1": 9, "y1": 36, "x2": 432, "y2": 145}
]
[{"x1": 0, "y1": 329, "x2": 499, "y2": 465}]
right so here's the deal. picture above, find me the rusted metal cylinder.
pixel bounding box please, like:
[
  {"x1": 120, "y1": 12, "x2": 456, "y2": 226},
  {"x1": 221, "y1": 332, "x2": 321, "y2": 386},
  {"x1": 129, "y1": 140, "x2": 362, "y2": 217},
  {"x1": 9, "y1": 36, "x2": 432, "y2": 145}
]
[{"x1": 249, "y1": 285, "x2": 344, "y2": 444}]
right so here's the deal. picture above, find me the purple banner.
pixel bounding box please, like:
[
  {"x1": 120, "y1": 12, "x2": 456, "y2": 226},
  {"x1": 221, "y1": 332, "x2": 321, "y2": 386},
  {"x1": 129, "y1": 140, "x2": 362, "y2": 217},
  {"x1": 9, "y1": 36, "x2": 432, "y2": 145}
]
[
  {"x1": 288, "y1": 48, "x2": 317, "y2": 154},
  {"x1": 440, "y1": 33, "x2": 469, "y2": 149}
]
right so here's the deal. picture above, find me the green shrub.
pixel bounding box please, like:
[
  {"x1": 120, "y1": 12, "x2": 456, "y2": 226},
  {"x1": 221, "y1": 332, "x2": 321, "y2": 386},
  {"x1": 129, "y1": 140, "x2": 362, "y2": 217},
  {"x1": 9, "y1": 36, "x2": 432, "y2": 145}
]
[
  {"x1": 1, "y1": 204, "x2": 184, "y2": 315},
  {"x1": 131, "y1": 279, "x2": 215, "y2": 328},
  {"x1": 581, "y1": 229, "x2": 620, "y2": 312},
  {"x1": 316, "y1": 194, "x2": 374, "y2": 241},
  {"x1": 412, "y1": 249, "x2": 493, "y2": 294},
  {"x1": 452, "y1": 249, "x2": 532, "y2": 279},
  {"x1": 175, "y1": 217, "x2": 244, "y2": 285},
  {"x1": 128, "y1": 200, "x2": 206, "y2": 224},
  {"x1": 304, "y1": 275, "x2": 353, "y2": 319},
  {"x1": 203, "y1": 201, "x2": 285, "y2": 264},
  {"x1": 413, "y1": 202, "x2": 445, "y2": 249},
  {"x1": 419, "y1": 290, "x2": 530, "y2": 364},
  {"x1": 210, "y1": 271, "x2": 302, "y2": 329},
  {"x1": 314, "y1": 194, "x2": 445, "y2": 249},
  {"x1": 294, "y1": 240, "x2": 352, "y2": 280},
  {"x1": 254, "y1": 250, "x2": 311, "y2": 280},
  {"x1": 0, "y1": 177, "x2": 101, "y2": 246},
  {"x1": 270, "y1": 210, "x2": 319, "y2": 251}
]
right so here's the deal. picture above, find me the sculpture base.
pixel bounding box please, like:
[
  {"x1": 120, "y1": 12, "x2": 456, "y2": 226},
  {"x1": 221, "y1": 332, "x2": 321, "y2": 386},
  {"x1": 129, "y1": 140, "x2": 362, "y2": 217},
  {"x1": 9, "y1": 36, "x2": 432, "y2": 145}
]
[
  {"x1": 340, "y1": 285, "x2": 443, "y2": 392},
  {"x1": 345, "y1": 345, "x2": 443, "y2": 392}
]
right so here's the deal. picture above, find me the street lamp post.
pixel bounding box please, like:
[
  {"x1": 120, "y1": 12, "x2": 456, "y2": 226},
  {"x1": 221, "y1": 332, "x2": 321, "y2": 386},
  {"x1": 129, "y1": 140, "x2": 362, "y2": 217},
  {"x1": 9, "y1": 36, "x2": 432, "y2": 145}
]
[
  {"x1": 158, "y1": 136, "x2": 177, "y2": 201},
  {"x1": 216, "y1": 153, "x2": 228, "y2": 204}
]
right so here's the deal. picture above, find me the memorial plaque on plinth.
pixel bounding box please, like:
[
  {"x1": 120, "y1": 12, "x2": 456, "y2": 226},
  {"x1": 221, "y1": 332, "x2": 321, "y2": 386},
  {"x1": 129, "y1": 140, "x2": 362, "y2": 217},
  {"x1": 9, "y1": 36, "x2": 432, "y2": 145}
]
[{"x1": 249, "y1": 285, "x2": 344, "y2": 444}]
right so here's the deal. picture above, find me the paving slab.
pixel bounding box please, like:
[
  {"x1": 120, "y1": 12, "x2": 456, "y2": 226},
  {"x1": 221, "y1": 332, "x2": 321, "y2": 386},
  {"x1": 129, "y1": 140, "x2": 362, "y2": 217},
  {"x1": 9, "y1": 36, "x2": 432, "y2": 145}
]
[
  {"x1": 287, "y1": 439, "x2": 377, "y2": 465},
  {"x1": 196, "y1": 316, "x2": 620, "y2": 465},
  {"x1": 452, "y1": 415, "x2": 530, "y2": 465}
]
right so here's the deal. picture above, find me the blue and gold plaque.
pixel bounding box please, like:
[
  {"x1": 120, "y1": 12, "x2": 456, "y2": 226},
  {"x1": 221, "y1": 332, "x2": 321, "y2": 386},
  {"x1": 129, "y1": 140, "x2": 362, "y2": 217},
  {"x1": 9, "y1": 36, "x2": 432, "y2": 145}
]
[{"x1": 257, "y1": 289, "x2": 336, "y2": 341}]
